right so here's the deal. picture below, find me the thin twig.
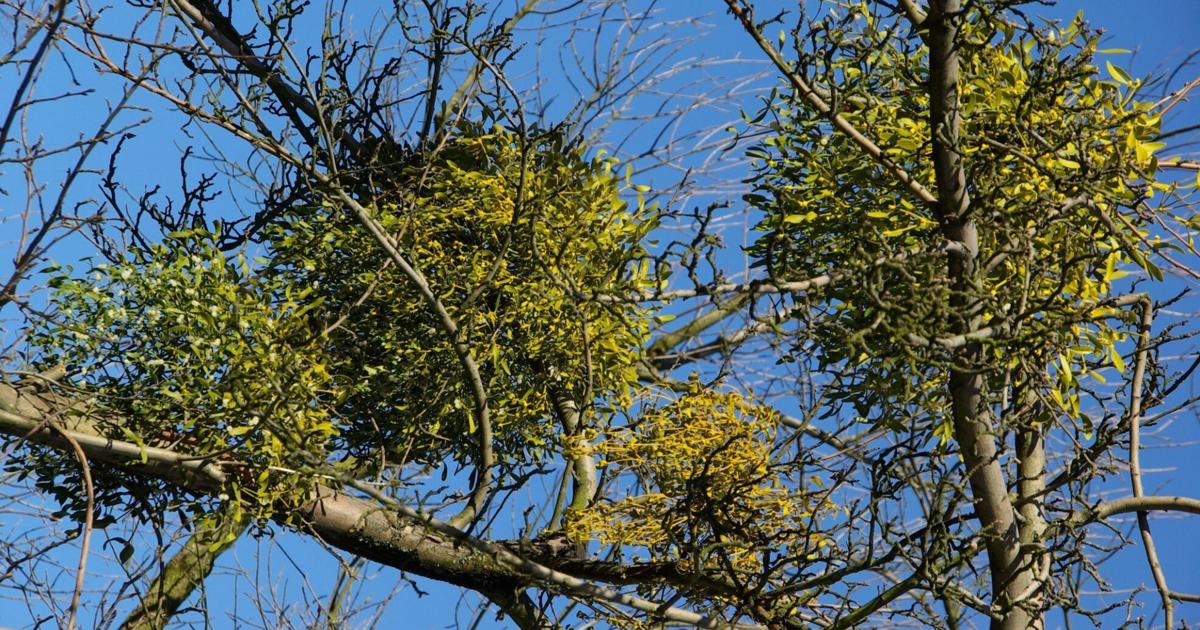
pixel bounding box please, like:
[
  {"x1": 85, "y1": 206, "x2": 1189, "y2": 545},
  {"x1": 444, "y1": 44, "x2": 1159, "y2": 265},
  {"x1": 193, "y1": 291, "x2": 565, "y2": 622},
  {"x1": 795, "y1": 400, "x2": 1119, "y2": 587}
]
[
  {"x1": 49, "y1": 423, "x2": 94, "y2": 630},
  {"x1": 1126, "y1": 297, "x2": 1174, "y2": 630},
  {"x1": 724, "y1": 0, "x2": 937, "y2": 205}
]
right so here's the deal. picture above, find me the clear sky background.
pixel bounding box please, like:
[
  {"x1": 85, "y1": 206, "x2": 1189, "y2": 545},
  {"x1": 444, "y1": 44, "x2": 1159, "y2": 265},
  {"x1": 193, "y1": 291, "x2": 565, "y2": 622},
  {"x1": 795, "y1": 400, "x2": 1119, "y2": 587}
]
[{"x1": 1, "y1": 1, "x2": 1199, "y2": 628}]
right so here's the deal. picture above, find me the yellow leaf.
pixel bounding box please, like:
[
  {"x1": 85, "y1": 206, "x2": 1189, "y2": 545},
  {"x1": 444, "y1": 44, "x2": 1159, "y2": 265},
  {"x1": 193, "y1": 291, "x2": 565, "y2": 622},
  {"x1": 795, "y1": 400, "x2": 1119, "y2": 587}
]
[
  {"x1": 1106, "y1": 60, "x2": 1131, "y2": 86},
  {"x1": 1110, "y1": 347, "x2": 1126, "y2": 372}
]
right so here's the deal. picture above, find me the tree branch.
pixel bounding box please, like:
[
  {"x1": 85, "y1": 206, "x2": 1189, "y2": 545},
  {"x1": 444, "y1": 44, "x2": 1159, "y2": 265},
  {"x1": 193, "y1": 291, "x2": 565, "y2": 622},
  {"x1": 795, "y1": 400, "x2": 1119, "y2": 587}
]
[
  {"x1": 1124, "y1": 298, "x2": 1174, "y2": 629},
  {"x1": 725, "y1": 0, "x2": 937, "y2": 205},
  {"x1": 926, "y1": 1, "x2": 1035, "y2": 627},
  {"x1": 120, "y1": 503, "x2": 250, "y2": 630},
  {"x1": 0, "y1": 382, "x2": 763, "y2": 628}
]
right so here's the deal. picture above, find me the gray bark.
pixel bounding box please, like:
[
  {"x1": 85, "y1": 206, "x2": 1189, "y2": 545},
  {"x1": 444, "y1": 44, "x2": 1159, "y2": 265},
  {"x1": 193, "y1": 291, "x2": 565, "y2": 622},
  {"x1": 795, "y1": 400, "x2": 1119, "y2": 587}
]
[{"x1": 926, "y1": 1, "x2": 1039, "y2": 626}]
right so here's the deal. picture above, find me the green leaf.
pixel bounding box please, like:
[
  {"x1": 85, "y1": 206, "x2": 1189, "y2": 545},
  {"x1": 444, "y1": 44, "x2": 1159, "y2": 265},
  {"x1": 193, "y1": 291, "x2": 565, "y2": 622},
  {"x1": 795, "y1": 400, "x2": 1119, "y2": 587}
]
[
  {"x1": 1106, "y1": 60, "x2": 1132, "y2": 86},
  {"x1": 120, "y1": 427, "x2": 149, "y2": 464},
  {"x1": 1144, "y1": 259, "x2": 1164, "y2": 281},
  {"x1": 118, "y1": 541, "x2": 135, "y2": 565}
]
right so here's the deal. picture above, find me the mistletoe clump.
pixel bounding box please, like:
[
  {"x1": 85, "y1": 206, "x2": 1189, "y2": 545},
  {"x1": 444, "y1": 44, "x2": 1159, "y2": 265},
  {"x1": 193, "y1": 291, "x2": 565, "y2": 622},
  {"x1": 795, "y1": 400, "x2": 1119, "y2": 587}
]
[
  {"x1": 567, "y1": 389, "x2": 828, "y2": 576},
  {"x1": 28, "y1": 126, "x2": 658, "y2": 521},
  {"x1": 745, "y1": 8, "x2": 1165, "y2": 437}
]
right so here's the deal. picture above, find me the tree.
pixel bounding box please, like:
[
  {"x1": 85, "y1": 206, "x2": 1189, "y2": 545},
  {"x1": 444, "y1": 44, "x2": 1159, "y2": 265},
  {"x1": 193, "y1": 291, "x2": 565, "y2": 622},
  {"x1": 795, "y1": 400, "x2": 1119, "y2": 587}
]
[{"x1": 1, "y1": 0, "x2": 1199, "y2": 628}]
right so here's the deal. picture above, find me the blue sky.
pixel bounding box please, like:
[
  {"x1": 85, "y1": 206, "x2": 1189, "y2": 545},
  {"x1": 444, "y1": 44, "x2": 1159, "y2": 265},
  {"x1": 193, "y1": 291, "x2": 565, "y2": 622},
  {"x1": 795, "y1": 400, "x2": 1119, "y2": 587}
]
[{"x1": 2, "y1": 1, "x2": 1199, "y2": 628}]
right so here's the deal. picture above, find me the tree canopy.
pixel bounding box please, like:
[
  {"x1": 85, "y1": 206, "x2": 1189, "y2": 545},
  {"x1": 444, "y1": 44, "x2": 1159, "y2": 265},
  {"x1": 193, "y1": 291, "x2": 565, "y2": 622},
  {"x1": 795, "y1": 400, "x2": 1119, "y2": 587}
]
[{"x1": 1, "y1": 1, "x2": 1199, "y2": 628}]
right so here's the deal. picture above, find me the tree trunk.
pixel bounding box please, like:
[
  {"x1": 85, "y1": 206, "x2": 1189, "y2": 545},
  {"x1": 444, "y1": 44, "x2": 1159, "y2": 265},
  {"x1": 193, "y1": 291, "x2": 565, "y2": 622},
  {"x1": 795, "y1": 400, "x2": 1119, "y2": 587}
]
[{"x1": 927, "y1": 1, "x2": 1040, "y2": 626}]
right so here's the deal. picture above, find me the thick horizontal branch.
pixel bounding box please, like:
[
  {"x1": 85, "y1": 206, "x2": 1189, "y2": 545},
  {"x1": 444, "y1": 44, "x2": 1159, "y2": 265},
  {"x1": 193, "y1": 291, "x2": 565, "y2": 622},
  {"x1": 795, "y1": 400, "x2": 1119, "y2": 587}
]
[
  {"x1": 589, "y1": 272, "x2": 838, "y2": 305},
  {"x1": 1159, "y1": 159, "x2": 1200, "y2": 171},
  {"x1": 649, "y1": 304, "x2": 794, "y2": 371},
  {"x1": 1065, "y1": 495, "x2": 1200, "y2": 529},
  {"x1": 906, "y1": 324, "x2": 1007, "y2": 350},
  {"x1": 0, "y1": 382, "x2": 765, "y2": 628},
  {"x1": 1089, "y1": 495, "x2": 1200, "y2": 521},
  {"x1": 0, "y1": 384, "x2": 226, "y2": 489},
  {"x1": 643, "y1": 251, "x2": 933, "y2": 368},
  {"x1": 905, "y1": 292, "x2": 1148, "y2": 352}
]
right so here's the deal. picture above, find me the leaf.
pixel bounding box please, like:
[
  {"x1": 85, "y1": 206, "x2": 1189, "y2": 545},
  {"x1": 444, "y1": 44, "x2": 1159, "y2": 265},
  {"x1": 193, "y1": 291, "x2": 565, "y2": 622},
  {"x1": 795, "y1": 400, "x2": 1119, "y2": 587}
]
[
  {"x1": 1144, "y1": 259, "x2": 1164, "y2": 281},
  {"x1": 1110, "y1": 346, "x2": 1126, "y2": 372},
  {"x1": 882, "y1": 225, "x2": 916, "y2": 237},
  {"x1": 1058, "y1": 353, "x2": 1074, "y2": 386},
  {"x1": 118, "y1": 541, "x2": 135, "y2": 565},
  {"x1": 1106, "y1": 60, "x2": 1132, "y2": 86},
  {"x1": 120, "y1": 427, "x2": 149, "y2": 464}
]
